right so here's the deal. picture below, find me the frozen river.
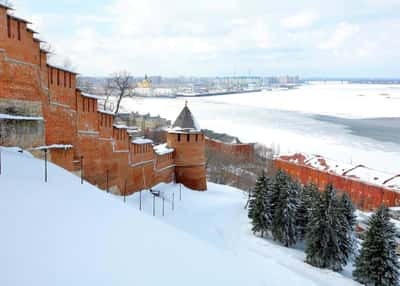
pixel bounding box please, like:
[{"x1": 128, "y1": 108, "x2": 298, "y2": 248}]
[{"x1": 120, "y1": 83, "x2": 400, "y2": 174}]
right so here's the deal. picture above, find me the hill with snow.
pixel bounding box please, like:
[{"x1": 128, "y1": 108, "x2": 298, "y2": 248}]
[{"x1": 0, "y1": 147, "x2": 359, "y2": 286}]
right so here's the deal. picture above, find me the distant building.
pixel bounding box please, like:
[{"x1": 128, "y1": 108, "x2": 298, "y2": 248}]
[{"x1": 116, "y1": 112, "x2": 171, "y2": 130}]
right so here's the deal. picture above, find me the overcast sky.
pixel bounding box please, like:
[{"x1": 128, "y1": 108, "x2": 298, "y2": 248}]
[{"x1": 11, "y1": 0, "x2": 400, "y2": 77}]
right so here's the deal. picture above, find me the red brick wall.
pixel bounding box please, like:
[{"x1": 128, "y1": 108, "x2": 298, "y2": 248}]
[
  {"x1": 0, "y1": 6, "x2": 209, "y2": 196},
  {"x1": 205, "y1": 138, "x2": 254, "y2": 159},
  {"x1": 274, "y1": 159, "x2": 400, "y2": 210},
  {"x1": 0, "y1": 11, "x2": 39, "y2": 65}
]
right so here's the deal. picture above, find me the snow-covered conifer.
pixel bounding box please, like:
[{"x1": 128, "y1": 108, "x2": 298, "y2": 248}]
[
  {"x1": 353, "y1": 205, "x2": 400, "y2": 286},
  {"x1": 305, "y1": 184, "x2": 352, "y2": 271},
  {"x1": 248, "y1": 173, "x2": 271, "y2": 237},
  {"x1": 271, "y1": 170, "x2": 299, "y2": 247}
]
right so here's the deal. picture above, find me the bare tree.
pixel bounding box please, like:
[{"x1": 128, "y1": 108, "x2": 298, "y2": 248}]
[
  {"x1": 102, "y1": 78, "x2": 113, "y2": 111},
  {"x1": 110, "y1": 71, "x2": 133, "y2": 115}
]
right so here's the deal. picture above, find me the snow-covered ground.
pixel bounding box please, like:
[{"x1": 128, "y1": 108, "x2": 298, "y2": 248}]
[
  {"x1": 118, "y1": 82, "x2": 400, "y2": 173},
  {"x1": 0, "y1": 147, "x2": 359, "y2": 285}
]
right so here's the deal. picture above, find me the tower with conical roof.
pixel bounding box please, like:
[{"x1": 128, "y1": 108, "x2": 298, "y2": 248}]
[{"x1": 167, "y1": 102, "x2": 207, "y2": 191}]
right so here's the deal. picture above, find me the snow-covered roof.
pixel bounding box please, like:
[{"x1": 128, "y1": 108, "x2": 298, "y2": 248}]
[
  {"x1": 0, "y1": 113, "x2": 44, "y2": 121},
  {"x1": 386, "y1": 176, "x2": 400, "y2": 190},
  {"x1": 98, "y1": 109, "x2": 115, "y2": 116},
  {"x1": 171, "y1": 102, "x2": 201, "y2": 132},
  {"x1": 9, "y1": 14, "x2": 31, "y2": 24},
  {"x1": 113, "y1": 124, "x2": 128, "y2": 129},
  {"x1": 132, "y1": 138, "x2": 153, "y2": 145},
  {"x1": 81, "y1": 92, "x2": 102, "y2": 100},
  {"x1": 154, "y1": 143, "x2": 174, "y2": 156},
  {"x1": 47, "y1": 64, "x2": 78, "y2": 75},
  {"x1": 278, "y1": 152, "x2": 400, "y2": 192}
]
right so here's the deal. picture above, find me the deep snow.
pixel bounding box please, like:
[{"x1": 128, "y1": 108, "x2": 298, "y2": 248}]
[{"x1": 0, "y1": 147, "x2": 359, "y2": 286}]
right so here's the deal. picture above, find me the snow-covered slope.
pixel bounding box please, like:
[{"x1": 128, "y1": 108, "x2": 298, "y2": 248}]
[{"x1": 0, "y1": 147, "x2": 359, "y2": 286}]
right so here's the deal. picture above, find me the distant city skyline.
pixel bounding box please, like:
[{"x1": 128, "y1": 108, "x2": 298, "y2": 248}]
[{"x1": 11, "y1": 0, "x2": 400, "y2": 78}]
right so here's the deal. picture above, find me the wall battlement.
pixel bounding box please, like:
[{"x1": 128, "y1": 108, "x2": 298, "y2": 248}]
[
  {"x1": 0, "y1": 6, "x2": 207, "y2": 194},
  {"x1": 275, "y1": 153, "x2": 400, "y2": 210}
]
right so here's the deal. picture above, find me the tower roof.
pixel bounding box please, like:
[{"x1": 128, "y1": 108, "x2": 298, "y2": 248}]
[{"x1": 172, "y1": 102, "x2": 201, "y2": 132}]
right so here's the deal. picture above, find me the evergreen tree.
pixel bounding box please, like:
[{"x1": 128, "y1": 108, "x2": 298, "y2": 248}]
[
  {"x1": 296, "y1": 185, "x2": 310, "y2": 241},
  {"x1": 303, "y1": 183, "x2": 321, "y2": 210},
  {"x1": 248, "y1": 173, "x2": 271, "y2": 237},
  {"x1": 270, "y1": 170, "x2": 299, "y2": 247},
  {"x1": 270, "y1": 170, "x2": 290, "y2": 240},
  {"x1": 340, "y1": 193, "x2": 357, "y2": 230},
  {"x1": 353, "y1": 205, "x2": 400, "y2": 286},
  {"x1": 339, "y1": 193, "x2": 357, "y2": 259},
  {"x1": 297, "y1": 183, "x2": 321, "y2": 241},
  {"x1": 305, "y1": 184, "x2": 352, "y2": 271}
]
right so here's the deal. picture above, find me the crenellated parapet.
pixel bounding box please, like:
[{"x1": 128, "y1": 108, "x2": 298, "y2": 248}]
[{"x1": 0, "y1": 5, "x2": 206, "y2": 195}]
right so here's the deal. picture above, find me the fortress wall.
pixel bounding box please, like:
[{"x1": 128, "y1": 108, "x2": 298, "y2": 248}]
[
  {"x1": 205, "y1": 138, "x2": 254, "y2": 159},
  {"x1": 0, "y1": 6, "x2": 203, "y2": 196},
  {"x1": 274, "y1": 159, "x2": 400, "y2": 210}
]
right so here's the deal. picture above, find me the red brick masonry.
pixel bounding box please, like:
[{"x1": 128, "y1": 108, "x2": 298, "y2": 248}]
[
  {"x1": 0, "y1": 5, "x2": 207, "y2": 193},
  {"x1": 275, "y1": 153, "x2": 400, "y2": 210}
]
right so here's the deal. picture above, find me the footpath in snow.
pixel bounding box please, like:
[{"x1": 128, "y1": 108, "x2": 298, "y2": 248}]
[{"x1": 0, "y1": 147, "x2": 359, "y2": 286}]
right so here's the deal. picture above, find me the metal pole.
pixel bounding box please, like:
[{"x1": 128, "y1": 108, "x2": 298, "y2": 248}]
[
  {"x1": 179, "y1": 184, "x2": 182, "y2": 201},
  {"x1": 124, "y1": 180, "x2": 127, "y2": 203},
  {"x1": 172, "y1": 193, "x2": 175, "y2": 211},
  {"x1": 152, "y1": 194, "x2": 155, "y2": 216},
  {"x1": 0, "y1": 148, "x2": 2, "y2": 175},
  {"x1": 139, "y1": 191, "x2": 142, "y2": 211},
  {"x1": 44, "y1": 149, "x2": 48, "y2": 183},
  {"x1": 162, "y1": 197, "x2": 165, "y2": 216},
  {"x1": 80, "y1": 156, "x2": 83, "y2": 184},
  {"x1": 106, "y1": 170, "x2": 109, "y2": 193}
]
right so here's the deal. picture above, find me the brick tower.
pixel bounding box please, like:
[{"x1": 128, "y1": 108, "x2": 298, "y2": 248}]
[{"x1": 167, "y1": 102, "x2": 207, "y2": 191}]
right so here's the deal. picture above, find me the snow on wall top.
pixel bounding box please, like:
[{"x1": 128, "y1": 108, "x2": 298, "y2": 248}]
[
  {"x1": 278, "y1": 152, "x2": 400, "y2": 191},
  {"x1": 98, "y1": 109, "x2": 115, "y2": 116},
  {"x1": 385, "y1": 176, "x2": 400, "y2": 190},
  {"x1": 81, "y1": 93, "x2": 103, "y2": 100},
  {"x1": 30, "y1": 144, "x2": 73, "y2": 151},
  {"x1": 132, "y1": 138, "x2": 153, "y2": 145},
  {"x1": 0, "y1": 113, "x2": 44, "y2": 121},
  {"x1": 154, "y1": 143, "x2": 174, "y2": 156}
]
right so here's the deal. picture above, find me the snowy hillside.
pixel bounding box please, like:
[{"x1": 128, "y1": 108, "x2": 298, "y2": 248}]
[{"x1": 0, "y1": 147, "x2": 359, "y2": 286}]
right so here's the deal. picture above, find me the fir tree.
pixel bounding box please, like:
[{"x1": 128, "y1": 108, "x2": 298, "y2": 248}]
[
  {"x1": 353, "y1": 205, "x2": 400, "y2": 286},
  {"x1": 248, "y1": 173, "x2": 271, "y2": 237},
  {"x1": 271, "y1": 170, "x2": 299, "y2": 247},
  {"x1": 297, "y1": 183, "x2": 321, "y2": 241},
  {"x1": 296, "y1": 185, "x2": 310, "y2": 241},
  {"x1": 305, "y1": 184, "x2": 352, "y2": 271},
  {"x1": 339, "y1": 192, "x2": 357, "y2": 259},
  {"x1": 303, "y1": 183, "x2": 321, "y2": 210},
  {"x1": 340, "y1": 193, "x2": 357, "y2": 230},
  {"x1": 270, "y1": 170, "x2": 290, "y2": 240}
]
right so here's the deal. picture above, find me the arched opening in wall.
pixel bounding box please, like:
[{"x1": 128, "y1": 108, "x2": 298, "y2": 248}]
[
  {"x1": 195, "y1": 134, "x2": 198, "y2": 142},
  {"x1": 177, "y1": 134, "x2": 181, "y2": 142},
  {"x1": 187, "y1": 134, "x2": 190, "y2": 142}
]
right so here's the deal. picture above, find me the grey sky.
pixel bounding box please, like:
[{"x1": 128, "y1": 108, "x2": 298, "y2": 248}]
[{"x1": 12, "y1": 0, "x2": 400, "y2": 77}]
